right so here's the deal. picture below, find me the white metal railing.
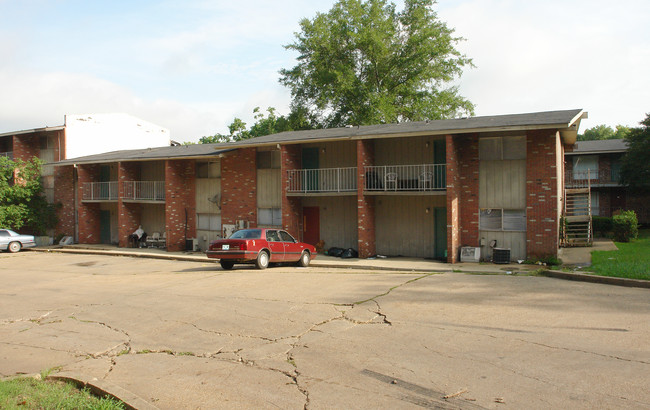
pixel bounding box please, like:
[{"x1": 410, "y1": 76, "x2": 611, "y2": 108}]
[
  {"x1": 287, "y1": 167, "x2": 357, "y2": 193},
  {"x1": 82, "y1": 182, "x2": 118, "y2": 201},
  {"x1": 364, "y1": 164, "x2": 446, "y2": 191},
  {"x1": 566, "y1": 169, "x2": 621, "y2": 188},
  {"x1": 122, "y1": 181, "x2": 165, "y2": 201},
  {"x1": 0, "y1": 151, "x2": 13, "y2": 160}
]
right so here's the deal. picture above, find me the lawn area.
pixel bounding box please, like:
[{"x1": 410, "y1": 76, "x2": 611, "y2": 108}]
[
  {"x1": 0, "y1": 376, "x2": 124, "y2": 410},
  {"x1": 590, "y1": 229, "x2": 650, "y2": 280}
]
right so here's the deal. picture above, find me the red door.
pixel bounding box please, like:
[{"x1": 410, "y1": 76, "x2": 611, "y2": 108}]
[{"x1": 303, "y1": 207, "x2": 320, "y2": 247}]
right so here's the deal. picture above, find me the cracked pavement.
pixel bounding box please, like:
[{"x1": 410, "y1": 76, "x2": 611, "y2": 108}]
[{"x1": 1, "y1": 253, "x2": 649, "y2": 409}]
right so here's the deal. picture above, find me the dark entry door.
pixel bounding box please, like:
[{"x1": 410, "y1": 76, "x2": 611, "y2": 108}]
[
  {"x1": 434, "y1": 207, "x2": 447, "y2": 260},
  {"x1": 100, "y1": 210, "x2": 111, "y2": 244},
  {"x1": 303, "y1": 207, "x2": 320, "y2": 247},
  {"x1": 302, "y1": 148, "x2": 319, "y2": 191}
]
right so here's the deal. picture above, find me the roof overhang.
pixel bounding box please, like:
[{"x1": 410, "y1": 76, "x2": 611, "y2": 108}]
[
  {"x1": 0, "y1": 125, "x2": 65, "y2": 138},
  {"x1": 559, "y1": 111, "x2": 588, "y2": 146}
]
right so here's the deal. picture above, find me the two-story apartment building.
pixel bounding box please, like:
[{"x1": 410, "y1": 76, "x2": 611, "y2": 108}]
[
  {"x1": 564, "y1": 139, "x2": 648, "y2": 224},
  {"x1": 54, "y1": 109, "x2": 587, "y2": 263}
]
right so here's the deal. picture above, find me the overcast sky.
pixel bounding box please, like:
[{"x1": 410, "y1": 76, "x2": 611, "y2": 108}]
[{"x1": 1, "y1": 0, "x2": 648, "y2": 142}]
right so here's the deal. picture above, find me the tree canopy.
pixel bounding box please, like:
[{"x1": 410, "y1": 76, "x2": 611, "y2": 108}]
[
  {"x1": 578, "y1": 124, "x2": 631, "y2": 141},
  {"x1": 279, "y1": 0, "x2": 474, "y2": 128},
  {"x1": 0, "y1": 157, "x2": 59, "y2": 234},
  {"x1": 620, "y1": 113, "x2": 650, "y2": 192}
]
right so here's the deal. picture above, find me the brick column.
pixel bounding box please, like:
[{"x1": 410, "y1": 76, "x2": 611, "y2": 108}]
[
  {"x1": 357, "y1": 140, "x2": 376, "y2": 258},
  {"x1": 118, "y1": 162, "x2": 140, "y2": 247},
  {"x1": 221, "y1": 148, "x2": 257, "y2": 227},
  {"x1": 458, "y1": 134, "x2": 480, "y2": 247},
  {"x1": 526, "y1": 130, "x2": 560, "y2": 258},
  {"x1": 12, "y1": 135, "x2": 39, "y2": 162},
  {"x1": 446, "y1": 135, "x2": 461, "y2": 263},
  {"x1": 54, "y1": 165, "x2": 75, "y2": 237},
  {"x1": 281, "y1": 145, "x2": 302, "y2": 238},
  {"x1": 77, "y1": 164, "x2": 101, "y2": 244},
  {"x1": 165, "y1": 160, "x2": 197, "y2": 251}
]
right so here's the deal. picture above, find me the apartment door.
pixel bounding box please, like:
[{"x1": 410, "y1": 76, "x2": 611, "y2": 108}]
[
  {"x1": 434, "y1": 207, "x2": 447, "y2": 260},
  {"x1": 302, "y1": 148, "x2": 319, "y2": 191},
  {"x1": 100, "y1": 210, "x2": 111, "y2": 244},
  {"x1": 303, "y1": 207, "x2": 320, "y2": 246}
]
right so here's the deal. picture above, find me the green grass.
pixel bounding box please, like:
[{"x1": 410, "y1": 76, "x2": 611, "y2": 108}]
[
  {"x1": 589, "y1": 229, "x2": 650, "y2": 280},
  {"x1": 0, "y1": 377, "x2": 124, "y2": 410}
]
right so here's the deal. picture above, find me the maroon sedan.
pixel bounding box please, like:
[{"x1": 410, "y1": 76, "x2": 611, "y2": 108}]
[{"x1": 207, "y1": 228, "x2": 316, "y2": 270}]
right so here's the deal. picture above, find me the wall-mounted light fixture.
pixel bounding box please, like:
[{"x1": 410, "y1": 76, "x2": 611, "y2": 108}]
[
  {"x1": 426, "y1": 207, "x2": 431, "y2": 214},
  {"x1": 321, "y1": 147, "x2": 326, "y2": 153}
]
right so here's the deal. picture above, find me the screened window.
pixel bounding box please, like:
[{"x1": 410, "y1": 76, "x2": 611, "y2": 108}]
[
  {"x1": 572, "y1": 156, "x2": 598, "y2": 180},
  {"x1": 258, "y1": 208, "x2": 282, "y2": 226},
  {"x1": 197, "y1": 213, "x2": 221, "y2": 231},
  {"x1": 257, "y1": 151, "x2": 281, "y2": 169},
  {"x1": 479, "y1": 136, "x2": 526, "y2": 160},
  {"x1": 480, "y1": 208, "x2": 526, "y2": 231},
  {"x1": 196, "y1": 161, "x2": 220, "y2": 178}
]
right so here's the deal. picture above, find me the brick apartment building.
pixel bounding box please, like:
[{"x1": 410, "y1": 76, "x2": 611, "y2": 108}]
[
  {"x1": 564, "y1": 139, "x2": 649, "y2": 224},
  {"x1": 53, "y1": 109, "x2": 587, "y2": 263}
]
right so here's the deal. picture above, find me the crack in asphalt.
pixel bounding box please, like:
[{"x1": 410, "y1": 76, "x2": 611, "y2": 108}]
[{"x1": 517, "y1": 339, "x2": 650, "y2": 365}]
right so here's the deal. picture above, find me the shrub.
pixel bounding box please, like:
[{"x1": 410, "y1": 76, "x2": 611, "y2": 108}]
[
  {"x1": 612, "y1": 210, "x2": 638, "y2": 242},
  {"x1": 592, "y1": 216, "x2": 613, "y2": 237}
]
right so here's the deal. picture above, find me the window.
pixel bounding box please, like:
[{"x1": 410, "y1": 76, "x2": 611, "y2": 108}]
[
  {"x1": 196, "y1": 161, "x2": 220, "y2": 178},
  {"x1": 591, "y1": 192, "x2": 600, "y2": 216},
  {"x1": 197, "y1": 213, "x2": 221, "y2": 231},
  {"x1": 279, "y1": 231, "x2": 295, "y2": 243},
  {"x1": 266, "y1": 230, "x2": 281, "y2": 242},
  {"x1": 257, "y1": 150, "x2": 281, "y2": 169},
  {"x1": 479, "y1": 136, "x2": 526, "y2": 160},
  {"x1": 572, "y1": 156, "x2": 598, "y2": 180},
  {"x1": 258, "y1": 208, "x2": 281, "y2": 226},
  {"x1": 480, "y1": 208, "x2": 526, "y2": 231}
]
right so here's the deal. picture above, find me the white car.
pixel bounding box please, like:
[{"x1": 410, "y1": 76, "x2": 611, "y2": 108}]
[{"x1": 0, "y1": 229, "x2": 36, "y2": 253}]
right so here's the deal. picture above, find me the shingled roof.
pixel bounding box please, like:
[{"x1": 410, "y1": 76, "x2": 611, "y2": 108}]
[{"x1": 56, "y1": 143, "x2": 231, "y2": 165}]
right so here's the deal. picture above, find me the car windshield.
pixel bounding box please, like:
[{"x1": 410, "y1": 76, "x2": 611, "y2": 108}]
[{"x1": 229, "y1": 229, "x2": 262, "y2": 239}]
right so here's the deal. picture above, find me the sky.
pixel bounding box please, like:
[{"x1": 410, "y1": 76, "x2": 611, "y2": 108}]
[{"x1": 0, "y1": 0, "x2": 648, "y2": 143}]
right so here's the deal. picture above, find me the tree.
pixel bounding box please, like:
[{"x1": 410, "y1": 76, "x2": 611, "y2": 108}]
[
  {"x1": 0, "y1": 157, "x2": 59, "y2": 234},
  {"x1": 279, "y1": 0, "x2": 474, "y2": 128},
  {"x1": 620, "y1": 113, "x2": 650, "y2": 192},
  {"x1": 578, "y1": 124, "x2": 631, "y2": 141}
]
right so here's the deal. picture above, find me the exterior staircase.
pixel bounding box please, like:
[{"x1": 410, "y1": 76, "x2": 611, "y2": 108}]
[{"x1": 562, "y1": 187, "x2": 593, "y2": 247}]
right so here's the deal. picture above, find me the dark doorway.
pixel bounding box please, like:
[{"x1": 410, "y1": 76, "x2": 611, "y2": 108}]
[
  {"x1": 302, "y1": 148, "x2": 319, "y2": 191},
  {"x1": 303, "y1": 207, "x2": 320, "y2": 246},
  {"x1": 434, "y1": 207, "x2": 447, "y2": 260},
  {"x1": 100, "y1": 210, "x2": 111, "y2": 244}
]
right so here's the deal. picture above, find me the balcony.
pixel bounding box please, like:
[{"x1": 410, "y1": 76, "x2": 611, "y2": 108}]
[
  {"x1": 364, "y1": 164, "x2": 446, "y2": 193},
  {"x1": 287, "y1": 167, "x2": 357, "y2": 195},
  {"x1": 123, "y1": 181, "x2": 165, "y2": 202},
  {"x1": 566, "y1": 169, "x2": 621, "y2": 188},
  {"x1": 82, "y1": 182, "x2": 118, "y2": 201},
  {"x1": 0, "y1": 151, "x2": 13, "y2": 160}
]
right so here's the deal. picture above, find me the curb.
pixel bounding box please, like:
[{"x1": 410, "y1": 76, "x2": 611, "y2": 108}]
[
  {"x1": 32, "y1": 247, "x2": 440, "y2": 273},
  {"x1": 47, "y1": 375, "x2": 159, "y2": 410},
  {"x1": 541, "y1": 270, "x2": 650, "y2": 289}
]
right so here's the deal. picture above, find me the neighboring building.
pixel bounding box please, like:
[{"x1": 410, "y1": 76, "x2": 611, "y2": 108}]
[
  {"x1": 564, "y1": 139, "x2": 648, "y2": 224},
  {"x1": 54, "y1": 109, "x2": 587, "y2": 263}
]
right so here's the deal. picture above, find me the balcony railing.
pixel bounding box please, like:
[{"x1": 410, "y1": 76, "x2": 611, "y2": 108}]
[
  {"x1": 82, "y1": 182, "x2": 118, "y2": 201},
  {"x1": 123, "y1": 181, "x2": 165, "y2": 201},
  {"x1": 566, "y1": 169, "x2": 621, "y2": 188},
  {"x1": 0, "y1": 151, "x2": 13, "y2": 160},
  {"x1": 364, "y1": 164, "x2": 446, "y2": 192},
  {"x1": 287, "y1": 167, "x2": 357, "y2": 193}
]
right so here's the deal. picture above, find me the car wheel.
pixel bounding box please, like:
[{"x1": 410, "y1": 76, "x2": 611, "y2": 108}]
[
  {"x1": 220, "y1": 260, "x2": 235, "y2": 270},
  {"x1": 255, "y1": 251, "x2": 270, "y2": 270},
  {"x1": 8, "y1": 241, "x2": 21, "y2": 253},
  {"x1": 297, "y1": 251, "x2": 311, "y2": 267}
]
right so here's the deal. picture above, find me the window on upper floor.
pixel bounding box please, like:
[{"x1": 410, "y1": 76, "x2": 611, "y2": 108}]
[
  {"x1": 572, "y1": 155, "x2": 598, "y2": 180},
  {"x1": 196, "y1": 161, "x2": 220, "y2": 178},
  {"x1": 479, "y1": 136, "x2": 526, "y2": 161},
  {"x1": 257, "y1": 150, "x2": 281, "y2": 169}
]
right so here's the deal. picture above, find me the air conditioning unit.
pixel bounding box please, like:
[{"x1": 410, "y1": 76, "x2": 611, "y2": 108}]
[
  {"x1": 493, "y1": 248, "x2": 511, "y2": 264},
  {"x1": 460, "y1": 247, "x2": 481, "y2": 262}
]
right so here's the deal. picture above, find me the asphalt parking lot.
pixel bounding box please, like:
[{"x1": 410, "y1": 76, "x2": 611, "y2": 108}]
[{"x1": 1, "y1": 252, "x2": 649, "y2": 409}]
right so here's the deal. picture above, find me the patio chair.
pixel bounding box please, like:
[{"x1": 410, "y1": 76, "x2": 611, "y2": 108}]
[
  {"x1": 157, "y1": 231, "x2": 167, "y2": 248},
  {"x1": 146, "y1": 232, "x2": 160, "y2": 248},
  {"x1": 419, "y1": 171, "x2": 433, "y2": 190},
  {"x1": 384, "y1": 172, "x2": 398, "y2": 191}
]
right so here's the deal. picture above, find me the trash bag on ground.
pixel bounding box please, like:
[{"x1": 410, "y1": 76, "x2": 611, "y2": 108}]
[
  {"x1": 328, "y1": 247, "x2": 345, "y2": 257},
  {"x1": 340, "y1": 248, "x2": 358, "y2": 258}
]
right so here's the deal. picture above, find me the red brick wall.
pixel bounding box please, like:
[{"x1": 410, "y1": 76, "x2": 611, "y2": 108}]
[
  {"x1": 165, "y1": 160, "x2": 196, "y2": 251},
  {"x1": 357, "y1": 140, "x2": 376, "y2": 258},
  {"x1": 222, "y1": 148, "x2": 257, "y2": 228},
  {"x1": 526, "y1": 130, "x2": 561, "y2": 258},
  {"x1": 118, "y1": 162, "x2": 141, "y2": 247},
  {"x1": 281, "y1": 145, "x2": 302, "y2": 238},
  {"x1": 77, "y1": 164, "x2": 101, "y2": 244},
  {"x1": 54, "y1": 165, "x2": 75, "y2": 237},
  {"x1": 12, "y1": 135, "x2": 39, "y2": 162},
  {"x1": 446, "y1": 135, "x2": 461, "y2": 263}
]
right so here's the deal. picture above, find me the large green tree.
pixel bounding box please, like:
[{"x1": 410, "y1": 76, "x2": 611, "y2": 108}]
[
  {"x1": 578, "y1": 124, "x2": 631, "y2": 141},
  {"x1": 620, "y1": 113, "x2": 650, "y2": 192},
  {"x1": 0, "y1": 157, "x2": 59, "y2": 234},
  {"x1": 279, "y1": 0, "x2": 474, "y2": 128}
]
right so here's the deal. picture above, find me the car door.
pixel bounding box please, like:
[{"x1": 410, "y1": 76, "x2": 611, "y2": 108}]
[
  {"x1": 279, "y1": 230, "x2": 301, "y2": 262},
  {"x1": 265, "y1": 230, "x2": 285, "y2": 262},
  {"x1": 0, "y1": 230, "x2": 9, "y2": 249}
]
